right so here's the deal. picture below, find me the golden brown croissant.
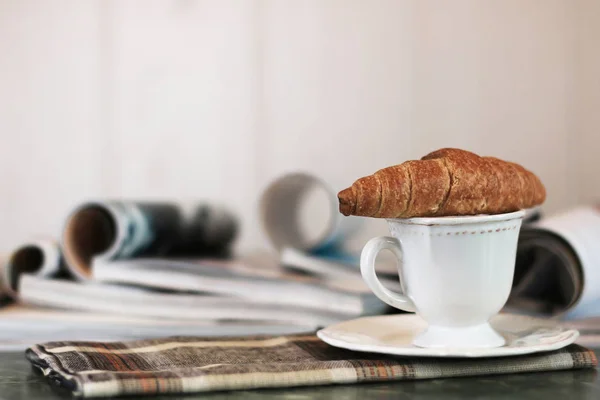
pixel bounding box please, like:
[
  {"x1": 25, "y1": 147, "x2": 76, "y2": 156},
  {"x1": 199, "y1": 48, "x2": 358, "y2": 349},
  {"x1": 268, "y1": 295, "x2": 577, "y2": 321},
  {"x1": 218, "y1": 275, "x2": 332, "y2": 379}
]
[{"x1": 338, "y1": 148, "x2": 545, "y2": 218}]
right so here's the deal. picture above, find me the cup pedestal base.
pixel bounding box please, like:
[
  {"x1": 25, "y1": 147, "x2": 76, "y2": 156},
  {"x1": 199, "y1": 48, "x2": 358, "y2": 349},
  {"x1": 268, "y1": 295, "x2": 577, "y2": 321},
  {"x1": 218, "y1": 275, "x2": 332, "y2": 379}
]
[{"x1": 413, "y1": 323, "x2": 505, "y2": 349}]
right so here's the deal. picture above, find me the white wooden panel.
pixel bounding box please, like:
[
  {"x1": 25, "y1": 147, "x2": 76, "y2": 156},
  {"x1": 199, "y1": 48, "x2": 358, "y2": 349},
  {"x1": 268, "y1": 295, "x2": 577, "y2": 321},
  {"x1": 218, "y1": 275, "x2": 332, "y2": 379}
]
[
  {"x1": 260, "y1": 0, "x2": 416, "y2": 247},
  {"x1": 411, "y1": 0, "x2": 573, "y2": 213},
  {"x1": 109, "y1": 0, "x2": 261, "y2": 250},
  {"x1": 261, "y1": 0, "x2": 415, "y2": 185},
  {"x1": 0, "y1": 0, "x2": 587, "y2": 253},
  {"x1": 574, "y1": 0, "x2": 600, "y2": 204},
  {"x1": 260, "y1": 0, "x2": 573, "y2": 251},
  {"x1": 0, "y1": 1, "x2": 103, "y2": 250}
]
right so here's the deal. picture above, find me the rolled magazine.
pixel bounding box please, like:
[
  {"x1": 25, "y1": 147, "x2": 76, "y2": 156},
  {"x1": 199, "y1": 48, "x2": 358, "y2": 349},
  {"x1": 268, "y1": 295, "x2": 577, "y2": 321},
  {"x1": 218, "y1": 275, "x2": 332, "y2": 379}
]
[
  {"x1": 0, "y1": 239, "x2": 63, "y2": 298},
  {"x1": 508, "y1": 206, "x2": 598, "y2": 318},
  {"x1": 260, "y1": 172, "x2": 362, "y2": 251},
  {"x1": 260, "y1": 173, "x2": 401, "y2": 275},
  {"x1": 61, "y1": 201, "x2": 237, "y2": 280}
]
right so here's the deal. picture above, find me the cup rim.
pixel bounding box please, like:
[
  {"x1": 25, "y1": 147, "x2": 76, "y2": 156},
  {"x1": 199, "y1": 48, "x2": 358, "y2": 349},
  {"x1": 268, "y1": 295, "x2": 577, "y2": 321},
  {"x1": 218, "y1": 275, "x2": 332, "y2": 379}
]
[{"x1": 387, "y1": 209, "x2": 526, "y2": 226}]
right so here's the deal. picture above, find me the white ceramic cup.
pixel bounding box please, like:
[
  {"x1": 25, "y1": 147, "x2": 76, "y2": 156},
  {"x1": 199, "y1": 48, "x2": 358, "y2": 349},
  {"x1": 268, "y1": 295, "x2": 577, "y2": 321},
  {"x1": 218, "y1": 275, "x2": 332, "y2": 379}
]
[{"x1": 360, "y1": 210, "x2": 525, "y2": 349}]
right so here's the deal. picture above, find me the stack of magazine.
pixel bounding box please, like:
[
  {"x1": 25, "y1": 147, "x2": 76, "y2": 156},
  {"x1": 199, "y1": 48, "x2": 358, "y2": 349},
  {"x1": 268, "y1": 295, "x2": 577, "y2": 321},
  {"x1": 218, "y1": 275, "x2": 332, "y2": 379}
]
[
  {"x1": 0, "y1": 198, "x2": 397, "y2": 349},
  {"x1": 2, "y1": 175, "x2": 600, "y2": 350},
  {"x1": 17, "y1": 251, "x2": 393, "y2": 328}
]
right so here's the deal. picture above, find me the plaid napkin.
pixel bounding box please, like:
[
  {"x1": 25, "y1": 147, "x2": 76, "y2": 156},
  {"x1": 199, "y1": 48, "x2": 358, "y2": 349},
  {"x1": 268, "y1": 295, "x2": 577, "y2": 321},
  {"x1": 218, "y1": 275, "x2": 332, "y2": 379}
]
[{"x1": 27, "y1": 333, "x2": 597, "y2": 398}]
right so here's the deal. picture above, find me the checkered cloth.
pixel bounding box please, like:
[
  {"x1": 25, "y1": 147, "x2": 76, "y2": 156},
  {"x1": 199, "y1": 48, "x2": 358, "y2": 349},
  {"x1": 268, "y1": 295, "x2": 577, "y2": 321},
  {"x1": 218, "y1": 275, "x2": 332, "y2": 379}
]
[{"x1": 26, "y1": 333, "x2": 597, "y2": 398}]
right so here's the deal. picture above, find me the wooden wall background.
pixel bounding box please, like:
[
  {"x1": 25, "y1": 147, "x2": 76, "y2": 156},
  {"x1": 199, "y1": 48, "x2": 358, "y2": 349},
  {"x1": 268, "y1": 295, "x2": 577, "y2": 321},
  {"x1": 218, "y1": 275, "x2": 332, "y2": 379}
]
[{"x1": 0, "y1": 0, "x2": 597, "y2": 252}]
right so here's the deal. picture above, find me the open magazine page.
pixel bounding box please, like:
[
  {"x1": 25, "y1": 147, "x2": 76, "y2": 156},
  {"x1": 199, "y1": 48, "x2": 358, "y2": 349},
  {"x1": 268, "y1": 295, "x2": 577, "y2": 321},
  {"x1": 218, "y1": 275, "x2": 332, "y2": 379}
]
[
  {"x1": 565, "y1": 317, "x2": 600, "y2": 347},
  {"x1": 90, "y1": 257, "x2": 389, "y2": 316},
  {"x1": 0, "y1": 304, "x2": 312, "y2": 351},
  {"x1": 19, "y1": 275, "x2": 355, "y2": 327}
]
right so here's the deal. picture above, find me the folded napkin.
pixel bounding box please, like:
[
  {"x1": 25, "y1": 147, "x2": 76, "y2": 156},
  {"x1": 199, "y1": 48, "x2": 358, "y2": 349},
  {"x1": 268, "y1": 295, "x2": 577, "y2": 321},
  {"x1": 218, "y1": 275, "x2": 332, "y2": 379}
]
[{"x1": 27, "y1": 333, "x2": 597, "y2": 398}]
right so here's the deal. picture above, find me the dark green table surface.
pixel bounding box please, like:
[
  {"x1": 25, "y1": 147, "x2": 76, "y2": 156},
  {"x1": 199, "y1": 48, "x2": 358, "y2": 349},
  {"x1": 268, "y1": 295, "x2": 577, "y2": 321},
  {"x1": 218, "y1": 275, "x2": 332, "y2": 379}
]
[{"x1": 1, "y1": 350, "x2": 598, "y2": 400}]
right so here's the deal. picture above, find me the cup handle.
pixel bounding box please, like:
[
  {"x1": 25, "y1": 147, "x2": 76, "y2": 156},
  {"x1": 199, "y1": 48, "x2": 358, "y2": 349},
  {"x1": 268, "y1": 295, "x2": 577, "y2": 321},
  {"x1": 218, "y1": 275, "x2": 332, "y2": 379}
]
[{"x1": 360, "y1": 236, "x2": 417, "y2": 312}]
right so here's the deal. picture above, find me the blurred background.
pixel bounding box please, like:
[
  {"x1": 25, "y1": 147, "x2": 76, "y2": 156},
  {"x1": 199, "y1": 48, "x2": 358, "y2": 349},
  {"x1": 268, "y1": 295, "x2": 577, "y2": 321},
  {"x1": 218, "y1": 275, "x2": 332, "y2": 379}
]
[{"x1": 0, "y1": 0, "x2": 598, "y2": 254}]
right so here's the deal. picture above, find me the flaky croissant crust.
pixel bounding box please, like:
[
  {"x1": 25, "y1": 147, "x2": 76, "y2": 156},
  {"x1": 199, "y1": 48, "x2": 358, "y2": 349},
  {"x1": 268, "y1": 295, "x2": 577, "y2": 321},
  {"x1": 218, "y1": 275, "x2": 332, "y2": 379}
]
[{"x1": 338, "y1": 148, "x2": 545, "y2": 218}]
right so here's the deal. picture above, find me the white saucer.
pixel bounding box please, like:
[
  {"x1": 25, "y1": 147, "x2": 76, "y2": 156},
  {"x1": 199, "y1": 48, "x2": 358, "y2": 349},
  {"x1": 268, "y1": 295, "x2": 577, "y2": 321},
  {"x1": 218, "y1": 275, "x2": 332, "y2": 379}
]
[{"x1": 317, "y1": 314, "x2": 579, "y2": 358}]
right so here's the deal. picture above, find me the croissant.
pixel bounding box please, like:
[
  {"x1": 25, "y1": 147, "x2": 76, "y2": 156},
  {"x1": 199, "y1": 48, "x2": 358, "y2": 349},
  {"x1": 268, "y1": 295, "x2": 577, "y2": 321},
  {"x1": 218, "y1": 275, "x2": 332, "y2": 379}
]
[{"x1": 338, "y1": 148, "x2": 545, "y2": 218}]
